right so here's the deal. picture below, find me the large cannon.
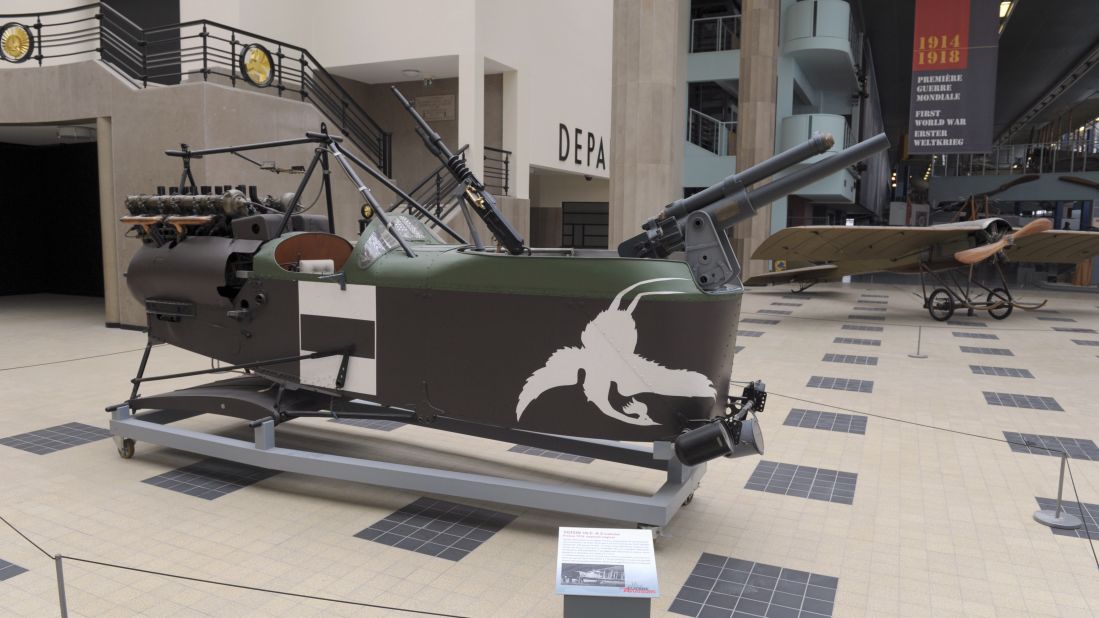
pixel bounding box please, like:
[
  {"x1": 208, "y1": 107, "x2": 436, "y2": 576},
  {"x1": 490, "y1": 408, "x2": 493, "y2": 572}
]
[{"x1": 620, "y1": 132, "x2": 891, "y2": 290}]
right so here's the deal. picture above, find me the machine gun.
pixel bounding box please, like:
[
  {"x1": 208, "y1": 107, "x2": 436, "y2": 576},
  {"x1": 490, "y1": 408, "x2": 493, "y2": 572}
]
[
  {"x1": 619, "y1": 132, "x2": 891, "y2": 290},
  {"x1": 391, "y1": 86, "x2": 527, "y2": 255}
]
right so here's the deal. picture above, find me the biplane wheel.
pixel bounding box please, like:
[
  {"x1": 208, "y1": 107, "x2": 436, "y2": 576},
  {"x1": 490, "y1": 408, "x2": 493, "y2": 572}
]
[
  {"x1": 117, "y1": 438, "x2": 135, "y2": 459},
  {"x1": 927, "y1": 288, "x2": 954, "y2": 321},
  {"x1": 987, "y1": 288, "x2": 1014, "y2": 320}
]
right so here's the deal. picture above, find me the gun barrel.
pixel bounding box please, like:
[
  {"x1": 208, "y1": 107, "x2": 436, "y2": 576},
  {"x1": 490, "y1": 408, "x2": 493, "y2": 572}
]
[
  {"x1": 707, "y1": 132, "x2": 890, "y2": 227},
  {"x1": 662, "y1": 132, "x2": 835, "y2": 221}
]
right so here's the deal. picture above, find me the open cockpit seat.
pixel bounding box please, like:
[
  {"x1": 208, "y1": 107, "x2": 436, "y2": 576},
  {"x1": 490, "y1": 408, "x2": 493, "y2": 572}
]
[{"x1": 274, "y1": 233, "x2": 353, "y2": 274}]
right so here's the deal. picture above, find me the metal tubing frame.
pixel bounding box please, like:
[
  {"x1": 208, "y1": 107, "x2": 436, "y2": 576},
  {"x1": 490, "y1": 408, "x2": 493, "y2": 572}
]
[
  {"x1": 326, "y1": 142, "x2": 416, "y2": 258},
  {"x1": 918, "y1": 261, "x2": 1009, "y2": 313},
  {"x1": 333, "y1": 143, "x2": 467, "y2": 244},
  {"x1": 276, "y1": 147, "x2": 325, "y2": 236},
  {"x1": 109, "y1": 405, "x2": 702, "y2": 527}
]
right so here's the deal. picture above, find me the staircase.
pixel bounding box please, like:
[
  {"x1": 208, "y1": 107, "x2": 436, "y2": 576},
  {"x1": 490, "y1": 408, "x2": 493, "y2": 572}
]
[{"x1": 0, "y1": 2, "x2": 392, "y2": 175}]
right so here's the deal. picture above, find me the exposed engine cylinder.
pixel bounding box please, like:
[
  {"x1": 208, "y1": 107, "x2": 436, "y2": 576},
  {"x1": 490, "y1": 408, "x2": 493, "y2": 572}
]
[{"x1": 125, "y1": 189, "x2": 250, "y2": 218}]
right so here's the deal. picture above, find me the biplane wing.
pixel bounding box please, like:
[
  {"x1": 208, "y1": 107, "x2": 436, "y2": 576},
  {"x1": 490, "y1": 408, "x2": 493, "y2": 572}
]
[
  {"x1": 743, "y1": 264, "x2": 839, "y2": 286},
  {"x1": 1006, "y1": 230, "x2": 1099, "y2": 263},
  {"x1": 751, "y1": 223, "x2": 986, "y2": 263}
]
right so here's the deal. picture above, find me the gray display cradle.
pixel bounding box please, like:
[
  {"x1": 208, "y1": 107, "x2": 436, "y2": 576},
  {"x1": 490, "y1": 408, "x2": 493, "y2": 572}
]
[{"x1": 109, "y1": 405, "x2": 704, "y2": 528}]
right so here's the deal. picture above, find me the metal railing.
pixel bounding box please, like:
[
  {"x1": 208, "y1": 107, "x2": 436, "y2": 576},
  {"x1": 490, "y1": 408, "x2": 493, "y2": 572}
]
[
  {"x1": 389, "y1": 145, "x2": 468, "y2": 224},
  {"x1": 0, "y1": 2, "x2": 392, "y2": 175},
  {"x1": 483, "y1": 146, "x2": 511, "y2": 197},
  {"x1": 932, "y1": 143, "x2": 1099, "y2": 177},
  {"x1": 689, "y1": 15, "x2": 741, "y2": 53},
  {"x1": 687, "y1": 109, "x2": 736, "y2": 156}
]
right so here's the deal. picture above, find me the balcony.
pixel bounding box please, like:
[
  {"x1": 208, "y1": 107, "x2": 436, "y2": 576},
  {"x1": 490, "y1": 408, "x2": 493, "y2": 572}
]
[
  {"x1": 684, "y1": 109, "x2": 736, "y2": 187},
  {"x1": 688, "y1": 15, "x2": 740, "y2": 83},
  {"x1": 782, "y1": 0, "x2": 858, "y2": 92},
  {"x1": 690, "y1": 15, "x2": 741, "y2": 53},
  {"x1": 779, "y1": 114, "x2": 856, "y2": 202}
]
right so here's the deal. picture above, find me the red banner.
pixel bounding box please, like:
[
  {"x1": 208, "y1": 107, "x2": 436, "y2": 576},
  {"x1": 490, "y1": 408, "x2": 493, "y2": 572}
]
[{"x1": 912, "y1": 0, "x2": 970, "y2": 71}]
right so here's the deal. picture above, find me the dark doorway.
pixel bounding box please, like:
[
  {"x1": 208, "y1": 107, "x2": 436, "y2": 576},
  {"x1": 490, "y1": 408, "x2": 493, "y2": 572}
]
[
  {"x1": 0, "y1": 142, "x2": 103, "y2": 297},
  {"x1": 561, "y1": 202, "x2": 609, "y2": 249}
]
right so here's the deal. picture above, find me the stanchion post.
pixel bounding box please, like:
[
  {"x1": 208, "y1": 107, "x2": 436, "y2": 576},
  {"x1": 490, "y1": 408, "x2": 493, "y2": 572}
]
[
  {"x1": 908, "y1": 325, "x2": 928, "y2": 359},
  {"x1": 1033, "y1": 453, "x2": 1084, "y2": 530},
  {"x1": 55, "y1": 554, "x2": 68, "y2": 618}
]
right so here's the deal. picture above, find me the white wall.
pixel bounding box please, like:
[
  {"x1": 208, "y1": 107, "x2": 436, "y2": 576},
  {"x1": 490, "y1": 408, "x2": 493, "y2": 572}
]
[
  {"x1": 178, "y1": 0, "x2": 614, "y2": 192},
  {"x1": 477, "y1": 0, "x2": 612, "y2": 180}
]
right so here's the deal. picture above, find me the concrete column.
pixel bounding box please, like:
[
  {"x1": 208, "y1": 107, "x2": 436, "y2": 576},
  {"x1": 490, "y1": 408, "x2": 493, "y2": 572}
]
[
  {"x1": 502, "y1": 70, "x2": 529, "y2": 200},
  {"x1": 96, "y1": 115, "x2": 119, "y2": 324},
  {"x1": 732, "y1": 0, "x2": 780, "y2": 278},
  {"x1": 458, "y1": 51, "x2": 486, "y2": 181},
  {"x1": 609, "y1": 0, "x2": 690, "y2": 247}
]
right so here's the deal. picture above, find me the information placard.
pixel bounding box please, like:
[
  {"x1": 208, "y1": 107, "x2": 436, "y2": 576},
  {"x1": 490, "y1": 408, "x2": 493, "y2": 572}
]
[
  {"x1": 414, "y1": 94, "x2": 455, "y2": 122},
  {"x1": 556, "y1": 527, "x2": 659, "y2": 598}
]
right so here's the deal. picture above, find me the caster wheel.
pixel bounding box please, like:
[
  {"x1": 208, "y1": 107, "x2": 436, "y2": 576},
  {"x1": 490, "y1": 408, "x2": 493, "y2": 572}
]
[
  {"x1": 117, "y1": 438, "x2": 135, "y2": 459},
  {"x1": 682, "y1": 492, "x2": 695, "y2": 506},
  {"x1": 636, "y1": 524, "x2": 662, "y2": 539}
]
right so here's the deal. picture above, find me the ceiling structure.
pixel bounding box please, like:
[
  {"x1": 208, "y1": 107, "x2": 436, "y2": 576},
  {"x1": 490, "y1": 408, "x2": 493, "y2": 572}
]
[{"x1": 856, "y1": 0, "x2": 1099, "y2": 156}]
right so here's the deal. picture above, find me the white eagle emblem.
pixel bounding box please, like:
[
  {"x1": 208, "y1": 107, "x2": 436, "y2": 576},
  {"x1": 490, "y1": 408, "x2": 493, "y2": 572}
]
[{"x1": 516, "y1": 278, "x2": 716, "y2": 426}]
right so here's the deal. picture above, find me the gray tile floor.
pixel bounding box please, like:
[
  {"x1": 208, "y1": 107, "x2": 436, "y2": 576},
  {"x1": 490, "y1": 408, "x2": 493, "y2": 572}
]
[
  {"x1": 983, "y1": 392, "x2": 1063, "y2": 411},
  {"x1": 783, "y1": 409, "x2": 867, "y2": 435},
  {"x1": 832, "y1": 337, "x2": 880, "y2": 347},
  {"x1": 669, "y1": 553, "x2": 838, "y2": 618},
  {"x1": 846, "y1": 314, "x2": 886, "y2": 321},
  {"x1": 1034, "y1": 498, "x2": 1099, "y2": 540},
  {"x1": 354, "y1": 497, "x2": 515, "y2": 561},
  {"x1": 508, "y1": 444, "x2": 593, "y2": 463},
  {"x1": 329, "y1": 417, "x2": 406, "y2": 432},
  {"x1": 1071, "y1": 339, "x2": 1099, "y2": 347},
  {"x1": 953, "y1": 331, "x2": 999, "y2": 340},
  {"x1": 759, "y1": 309, "x2": 792, "y2": 316},
  {"x1": 807, "y1": 376, "x2": 873, "y2": 393},
  {"x1": 1037, "y1": 316, "x2": 1075, "y2": 322},
  {"x1": 745, "y1": 461, "x2": 857, "y2": 505},
  {"x1": 1052, "y1": 327, "x2": 1097, "y2": 333},
  {"x1": 947, "y1": 320, "x2": 987, "y2": 327},
  {"x1": 0, "y1": 558, "x2": 28, "y2": 582},
  {"x1": 960, "y1": 346, "x2": 1014, "y2": 356},
  {"x1": 841, "y1": 324, "x2": 883, "y2": 332},
  {"x1": 772, "y1": 302, "x2": 802, "y2": 307},
  {"x1": 1003, "y1": 432, "x2": 1099, "y2": 461},
  {"x1": 141, "y1": 458, "x2": 280, "y2": 500},
  {"x1": 970, "y1": 365, "x2": 1034, "y2": 379},
  {"x1": 738, "y1": 330, "x2": 765, "y2": 337},
  {"x1": 821, "y1": 353, "x2": 878, "y2": 366},
  {"x1": 855, "y1": 299, "x2": 887, "y2": 305},
  {"x1": 742, "y1": 318, "x2": 781, "y2": 325},
  {"x1": 0, "y1": 422, "x2": 112, "y2": 455},
  {"x1": 860, "y1": 293, "x2": 888, "y2": 298},
  {"x1": 851, "y1": 306, "x2": 886, "y2": 312}
]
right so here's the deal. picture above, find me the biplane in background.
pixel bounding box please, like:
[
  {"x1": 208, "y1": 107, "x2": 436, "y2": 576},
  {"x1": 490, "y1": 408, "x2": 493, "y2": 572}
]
[{"x1": 745, "y1": 173, "x2": 1099, "y2": 321}]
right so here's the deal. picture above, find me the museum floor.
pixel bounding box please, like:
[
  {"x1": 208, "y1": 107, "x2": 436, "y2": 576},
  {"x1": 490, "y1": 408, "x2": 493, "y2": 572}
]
[{"x1": 1, "y1": 284, "x2": 1098, "y2": 617}]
